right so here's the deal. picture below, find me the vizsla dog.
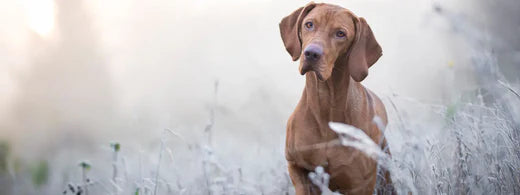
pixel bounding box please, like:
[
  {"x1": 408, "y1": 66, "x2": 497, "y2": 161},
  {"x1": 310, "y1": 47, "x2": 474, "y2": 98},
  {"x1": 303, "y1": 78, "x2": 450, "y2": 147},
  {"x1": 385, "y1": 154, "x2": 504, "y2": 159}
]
[{"x1": 279, "y1": 2, "x2": 394, "y2": 194}]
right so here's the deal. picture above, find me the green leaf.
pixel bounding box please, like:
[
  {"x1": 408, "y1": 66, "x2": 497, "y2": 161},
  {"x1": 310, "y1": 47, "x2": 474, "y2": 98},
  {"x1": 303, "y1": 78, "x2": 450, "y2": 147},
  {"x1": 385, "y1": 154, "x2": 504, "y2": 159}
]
[
  {"x1": 110, "y1": 142, "x2": 121, "y2": 152},
  {"x1": 79, "y1": 161, "x2": 91, "y2": 171},
  {"x1": 0, "y1": 141, "x2": 9, "y2": 173},
  {"x1": 31, "y1": 160, "x2": 49, "y2": 187}
]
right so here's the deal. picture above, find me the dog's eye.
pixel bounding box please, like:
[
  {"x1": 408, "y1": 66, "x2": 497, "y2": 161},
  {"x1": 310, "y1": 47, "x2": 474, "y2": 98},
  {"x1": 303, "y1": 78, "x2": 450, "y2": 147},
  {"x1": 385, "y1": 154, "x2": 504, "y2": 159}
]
[
  {"x1": 304, "y1": 22, "x2": 313, "y2": 29},
  {"x1": 336, "y1": 30, "x2": 346, "y2": 38}
]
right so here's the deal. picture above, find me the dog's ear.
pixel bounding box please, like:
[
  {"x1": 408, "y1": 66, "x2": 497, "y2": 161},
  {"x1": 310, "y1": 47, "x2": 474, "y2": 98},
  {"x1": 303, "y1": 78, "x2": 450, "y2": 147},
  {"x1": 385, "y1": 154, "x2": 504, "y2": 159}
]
[
  {"x1": 345, "y1": 17, "x2": 382, "y2": 82},
  {"x1": 279, "y1": 2, "x2": 316, "y2": 61}
]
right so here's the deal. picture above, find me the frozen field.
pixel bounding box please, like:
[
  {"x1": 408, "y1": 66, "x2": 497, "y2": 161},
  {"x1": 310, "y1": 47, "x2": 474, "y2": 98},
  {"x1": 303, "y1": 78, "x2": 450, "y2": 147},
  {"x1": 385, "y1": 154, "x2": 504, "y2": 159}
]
[{"x1": 0, "y1": 0, "x2": 519, "y2": 194}]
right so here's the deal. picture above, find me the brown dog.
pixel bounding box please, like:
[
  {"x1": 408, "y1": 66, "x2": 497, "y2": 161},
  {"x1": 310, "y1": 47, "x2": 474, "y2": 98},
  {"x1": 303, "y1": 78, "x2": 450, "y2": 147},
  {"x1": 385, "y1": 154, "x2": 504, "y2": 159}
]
[{"x1": 279, "y1": 2, "x2": 393, "y2": 194}]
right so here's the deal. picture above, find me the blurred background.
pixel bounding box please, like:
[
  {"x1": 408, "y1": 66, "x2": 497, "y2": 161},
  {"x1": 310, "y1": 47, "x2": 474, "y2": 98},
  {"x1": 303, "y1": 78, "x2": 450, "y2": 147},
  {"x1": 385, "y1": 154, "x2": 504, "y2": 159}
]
[{"x1": 0, "y1": 0, "x2": 519, "y2": 194}]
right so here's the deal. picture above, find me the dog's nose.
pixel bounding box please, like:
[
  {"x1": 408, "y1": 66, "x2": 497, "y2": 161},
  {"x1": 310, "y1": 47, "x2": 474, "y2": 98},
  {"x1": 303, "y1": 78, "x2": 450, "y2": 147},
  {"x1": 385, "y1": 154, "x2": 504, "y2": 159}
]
[{"x1": 304, "y1": 45, "x2": 323, "y2": 62}]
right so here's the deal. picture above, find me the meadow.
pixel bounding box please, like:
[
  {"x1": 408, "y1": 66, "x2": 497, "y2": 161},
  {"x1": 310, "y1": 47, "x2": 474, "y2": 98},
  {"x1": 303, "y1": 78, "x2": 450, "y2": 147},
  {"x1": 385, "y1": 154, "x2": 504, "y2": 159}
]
[{"x1": 0, "y1": 0, "x2": 518, "y2": 194}]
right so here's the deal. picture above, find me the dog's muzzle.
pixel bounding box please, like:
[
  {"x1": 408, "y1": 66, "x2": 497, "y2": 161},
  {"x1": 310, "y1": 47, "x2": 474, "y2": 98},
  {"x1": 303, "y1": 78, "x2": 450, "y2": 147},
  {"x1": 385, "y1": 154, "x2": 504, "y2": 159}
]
[{"x1": 301, "y1": 44, "x2": 324, "y2": 80}]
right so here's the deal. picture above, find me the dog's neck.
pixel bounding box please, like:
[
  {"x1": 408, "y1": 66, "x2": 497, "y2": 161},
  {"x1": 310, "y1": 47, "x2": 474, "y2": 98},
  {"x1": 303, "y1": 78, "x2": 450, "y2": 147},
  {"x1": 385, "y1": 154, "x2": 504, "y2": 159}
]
[{"x1": 301, "y1": 61, "x2": 353, "y2": 131}]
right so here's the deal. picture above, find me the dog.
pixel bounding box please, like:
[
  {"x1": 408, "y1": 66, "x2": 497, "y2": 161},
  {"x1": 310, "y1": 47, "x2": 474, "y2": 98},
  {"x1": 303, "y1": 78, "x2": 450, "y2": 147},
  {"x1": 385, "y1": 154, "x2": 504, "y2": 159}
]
[{"x1": 279, "y1": 2, "x2": 394, "y2": 194}]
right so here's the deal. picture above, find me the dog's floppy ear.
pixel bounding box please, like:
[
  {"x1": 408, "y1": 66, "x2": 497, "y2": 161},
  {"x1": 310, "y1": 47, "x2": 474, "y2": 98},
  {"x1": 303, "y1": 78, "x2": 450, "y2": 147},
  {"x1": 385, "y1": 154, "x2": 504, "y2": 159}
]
[
  {"x1": 345, "y1": 17, "x2": 382, "y2": 82},
  {"x1": 279, "y1": 2, "x2": 316, "y2": 61}
]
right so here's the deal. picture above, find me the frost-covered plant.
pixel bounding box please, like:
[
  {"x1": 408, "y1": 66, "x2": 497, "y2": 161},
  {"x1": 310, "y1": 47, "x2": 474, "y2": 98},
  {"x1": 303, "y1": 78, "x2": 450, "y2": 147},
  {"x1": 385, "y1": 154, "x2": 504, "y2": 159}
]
[
  {"x1": 110, "y1": 141, "x2": 121, "y2": 194},
  {"x1": 308, "y1": 166, "x2": 341, "y2": 195},
  {"x1": 328, "y1": 122, "x2": 389, "y2": 161}
]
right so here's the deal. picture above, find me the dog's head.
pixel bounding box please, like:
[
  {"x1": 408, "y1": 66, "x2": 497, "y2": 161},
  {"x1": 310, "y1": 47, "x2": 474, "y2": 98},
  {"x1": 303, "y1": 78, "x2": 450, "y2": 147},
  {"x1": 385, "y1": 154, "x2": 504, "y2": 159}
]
[{"x1": 279, "y1": 2, "x2": 382, "y2": 82}]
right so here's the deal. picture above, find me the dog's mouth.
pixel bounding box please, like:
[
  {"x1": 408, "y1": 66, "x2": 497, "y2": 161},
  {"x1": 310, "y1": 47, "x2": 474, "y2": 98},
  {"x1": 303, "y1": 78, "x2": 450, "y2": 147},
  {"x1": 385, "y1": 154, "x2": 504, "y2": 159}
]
[
  {"x1": 301, "y1": 69, "x2": 324, "y2": 81},
  {"x1": 300, "y1": 63, "x2": 325, "y2": 81}
]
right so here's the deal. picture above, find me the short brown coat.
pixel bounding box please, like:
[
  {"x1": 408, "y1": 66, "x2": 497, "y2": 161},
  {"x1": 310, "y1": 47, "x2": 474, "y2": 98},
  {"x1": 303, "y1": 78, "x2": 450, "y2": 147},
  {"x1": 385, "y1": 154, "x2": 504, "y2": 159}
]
[{"x1": 279, "y1": 2, "x2": 394, "y2": 194}]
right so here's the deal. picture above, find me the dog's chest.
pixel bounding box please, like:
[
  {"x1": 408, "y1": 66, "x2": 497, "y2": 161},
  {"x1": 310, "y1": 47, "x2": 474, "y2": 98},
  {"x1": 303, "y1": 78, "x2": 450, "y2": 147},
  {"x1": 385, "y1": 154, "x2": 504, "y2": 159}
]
[
  {"x1": 290, "y1": 142, "x2": 329, "y2": 170},
  {"x1": 286, "y1": 116, "x2": 338, "y2": 170},
  {"x1": 287, "y1": 117, "x2": 379, "y2": 190},
  {"x1": 286, "y1": 111, "x2": 378, "y2": 174}
]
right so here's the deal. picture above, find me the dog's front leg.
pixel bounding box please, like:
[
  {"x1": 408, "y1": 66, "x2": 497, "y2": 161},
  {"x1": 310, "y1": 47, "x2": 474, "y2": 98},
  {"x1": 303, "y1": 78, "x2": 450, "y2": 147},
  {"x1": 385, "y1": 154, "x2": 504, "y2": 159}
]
[{"x1": 288, "y1": 162, "x2": 320, "y2": 195}]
